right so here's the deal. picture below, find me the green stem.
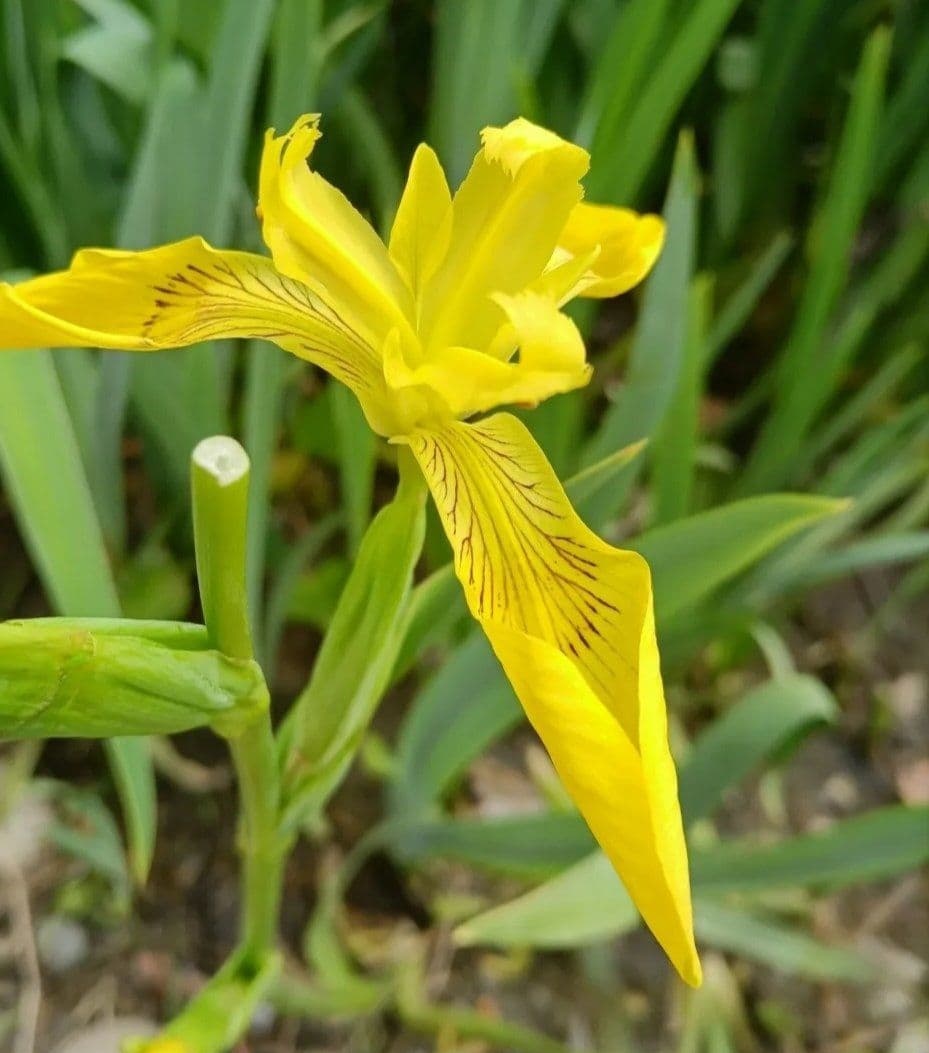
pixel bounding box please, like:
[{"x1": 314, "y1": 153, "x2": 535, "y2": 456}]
[
  {"x1": 395, "y1": 962, "x2": 573, "y2": 1053},
  {"x1": 190, "y1": 436, "x2": 284, "y2": 968},
  {"x1": 226, "y1": 720, "x2": 283, "y2": 961}
]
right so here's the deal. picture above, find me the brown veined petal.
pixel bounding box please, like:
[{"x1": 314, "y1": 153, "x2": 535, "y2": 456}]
[
  {"x1": 405, "y1": 412, "x2": 700, "y2": 986},
  {"x1": 0, "y1": 236, "x2": 399, "y2": 435},
  {"x1": 258, "y1": 114, "x2": 416, "y2": 350}
]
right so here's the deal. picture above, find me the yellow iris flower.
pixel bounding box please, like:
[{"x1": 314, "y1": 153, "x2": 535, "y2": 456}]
[{"x1": 0, "y1": 114, "x2": 700, "y2": 986}]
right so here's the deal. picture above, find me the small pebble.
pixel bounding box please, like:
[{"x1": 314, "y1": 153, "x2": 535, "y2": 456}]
[
  {"x1": 895, "y1": 758, "x2": 929, "y2": 805},
  {"x1": 822, "y1": 772, "x2": 859, "y2": 810},
  {"x1": 892, "y1": 1020, "x2": 929, "y2": 1053},
  {"x1": 51, "y1": 1017, "x2": 156, "y2": 1053},
  {"x1": 37, "y1": 916, "x2": 89, "y2": 974},
  {"x1": 249, "y1": 1000, "x2": 277, "y2": 1037},
  {"x1": 0, "y1": 789, "x2": 51, "y2": 871}
]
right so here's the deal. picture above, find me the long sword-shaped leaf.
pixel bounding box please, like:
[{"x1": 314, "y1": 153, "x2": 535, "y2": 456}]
[
  {"x1": 592, "y1": 0, "x2": 743, "y2": 203},
  {"x1": 0, "y1": 349, "x2": 156, "y2": 882},
  {"x1": 456, "y1": 805, "x2": 929, "y2": 950},
  {"x1": 738, "y1": 27, "x2": 892, "y2": 494},
  {"x1": 582, "y1": 131, "x2": 698, "y2": 524}
]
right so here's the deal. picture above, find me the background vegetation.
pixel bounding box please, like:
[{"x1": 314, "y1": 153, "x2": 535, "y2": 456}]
[{"x1": 0, "y1": 1, "x2": 927, "y2": 1050}]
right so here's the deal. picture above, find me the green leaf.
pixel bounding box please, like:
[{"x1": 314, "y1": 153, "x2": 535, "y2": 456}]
[
  {"x1": 196, "y1": 0, "x2": 275, "y2": 244},
  {"x1": 0, "y1": 352, "x2": 120, "y2": 615},
  {"x1": 280, "y1": 458, "x2": 427, "y2": 829},
  {"x1": 693, "y1": 900, "x2": 874, "y2": 982},
  {"x1": 691, "y1": 805, "x2": 929, "y2": 893},
  {"x1": 593, "y1": 0, "x2": 742, "y2": 202},
  {"x1": 576, "y1": 0, "x2": 670, "y2": 151},
  {"x1": 242, "y1": 0, "x2": 324, "y2": 647},
  {"x1": 429, "y1": 0, "x2": 535, "y2": 184},
  {"x1": 394, "y1": 814, "x2": 595, "y2": 880},
  {"x1": 261, "y1": 515, "x2": 340, "y2": 670},
  {"x1": 0, "y1": 349, "x2": 156, "y2": 883},
  {"x1": 390, "y1": 562, "x2": 463, "y2": 684},
  {"x1": 799, "y1": 344, "x2": 921, "y2": 473},
  {"x1": 456, "y1": 806, "x2": 929, "y2": 951},
  {"x1": 681, "y1": 674, "x2": 837, "y2": 824},
  {"x1": 61, "y1": 7, "x2": 153, "y2": 105},
  {"x1": 129, "y1": 0, "x2": 276, "y2": 505},
  {"x1": 331, "y1": 382, "x2": 377, "y2": 555},
  {"x1": 455, "y1": 850, "x2": 636, "y2": 949},
  {"x1": 48, "y1": 789, "x2": 131, "y2": 904},
  {"x1": 769, "y1": 532, "x2": 929, "y2": 593},
  {"x1": 633, "y1": 494, "x2": 847, "y2": 622},
  {"x1": 582, "y1": 131, "x2": 698, "y2": 523},
  {"x1": 705, "y1": 231, "x2": 794, "y2": 364},
  {"x1": 458, "y1": 868, "x2": 875, "y2": 982},
  {"x1": 390, "y1": 631, "x2": 520, "y2": 818},
  {"x1": 651, "y1": 275, "x2": 711, "y2": 524},
  {"x1": 739, "y1": 26, "x2": 893, "y2": 493},
  {"x1": 286, "y1": 557, "x2": 351, "y2": 631},
  {"x1": 566, "y1": 438, "x2": 648, "y2": 515},
  {"x1": 875, "y1": 15, "x2": 929, "y2": 189},
  {"x1": 137, "y1": 948, "x2": 282, "y2": 1053},
  {"x1": 333, "y1": 88, "x2": 404, "y2": 234}
]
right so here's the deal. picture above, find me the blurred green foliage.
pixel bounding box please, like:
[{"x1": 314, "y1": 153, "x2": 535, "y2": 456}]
[{"x1": 1, "y1": 0, "x2": 928, "y2": 1049}]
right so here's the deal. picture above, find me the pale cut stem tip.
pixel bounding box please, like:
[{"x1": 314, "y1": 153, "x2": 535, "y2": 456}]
[{"x1": 192, "y1": 435, "x2": 250, "y2": 487}]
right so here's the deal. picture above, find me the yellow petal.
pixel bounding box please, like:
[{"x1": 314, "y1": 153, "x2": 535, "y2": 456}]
[
  {"x1": 388, "y1": 143, "x2": 453, "y2": 308},
  {"x1": 552, "y1": 202, "x2": 665, "y2": 299},
  {"x1": 406, "y1": 413, "x2": 700, "y2": 986},
  {"x1": 419, "y1": 118, "x2": 589, "y2": 353},
  {"x1": 258, "y1": 114, "x2": 415, "y2": 348},
  {"x1": 0, "y1": 237, "x2": 400, "y2": 435},
  {"x1": 384, "y1": 292, "x2": 590, "y2": 422}
]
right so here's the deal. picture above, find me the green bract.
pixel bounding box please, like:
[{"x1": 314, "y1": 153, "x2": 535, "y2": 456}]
[{"x1": 0, "y1": 618, "x2": 268, "y2": 739}]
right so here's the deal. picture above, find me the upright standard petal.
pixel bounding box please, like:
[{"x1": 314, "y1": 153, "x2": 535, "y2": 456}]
[
  {"x1": 418, "y1": 118, "x2": 589, "y2": 354},
  {"x1": 546, "y1": 202, "x2": 665, "y2": 301},
  {"x1": 258, "y1": 115, "x2": 415, "y2": 350},
  {"x1": 406, "y1": 412, "x2": 700, "y2": 986},
  {"x1": 0, "y1": 237, "x2": 398, "y2": 434},
  {"x1": 388, "y1": 143, "x2": 453, "y2": 311}
]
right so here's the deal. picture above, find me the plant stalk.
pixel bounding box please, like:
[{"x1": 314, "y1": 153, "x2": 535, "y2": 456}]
[{"x1": 190, "y1": 436, "x2": 283, "y2": 968}]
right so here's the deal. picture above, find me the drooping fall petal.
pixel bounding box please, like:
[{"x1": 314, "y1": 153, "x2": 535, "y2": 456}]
[
  {"x1": 258, "y1": 114, "x2": 415, "y2": 350},
  {"x1": 418, "y1": 118, "x2": 589, "y2": 354},
  {"x1": 0, "y1": 237, "x2": 399, "y2": 434},
  {"x1": 406, "y1": 412, "x2": 701, "y2": 986}
]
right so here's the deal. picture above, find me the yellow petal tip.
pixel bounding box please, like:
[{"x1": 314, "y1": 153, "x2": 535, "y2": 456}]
[
  {"x1": 480, "y1": 117, "x2": 589, "y2": 178},
  {"x1": 680, "y1": 952, "x2": 704, "y2": 988}
]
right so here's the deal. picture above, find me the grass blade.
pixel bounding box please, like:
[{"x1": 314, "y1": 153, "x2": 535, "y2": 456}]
[
  {"x1": 633, "y1": 494, "x2": 846, "y2": 622},
  {"x1": 0, "y1": 349, "x2": 155, "y2": 882},
  {"x1": 595, "y1": 0, "x2": 742, "y2": 203},
  {"x1": 582, "y1": 131, "x2": 698, "y2": 523},
  {"x1": 691, "y1": 805, "x2": 929, "y2": 893},
  {"x1": 680, "y1": 674, "x2": 836, "y2": 824},
  {"x1": 738, "y1": 26, "x2": 892, "y2": 494},
  {"x1": 705, "y1": 231, "x2": 793, "y2": 364},
  {"x1": 429, "y1": 0, "x2": 528, "y2": 183},
  {"x1": 694, "y1": 900, "x2": 874, "y2": 982},
  {"x1": 651, "y1": 275, "x2": 711, "y2": 524}
]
